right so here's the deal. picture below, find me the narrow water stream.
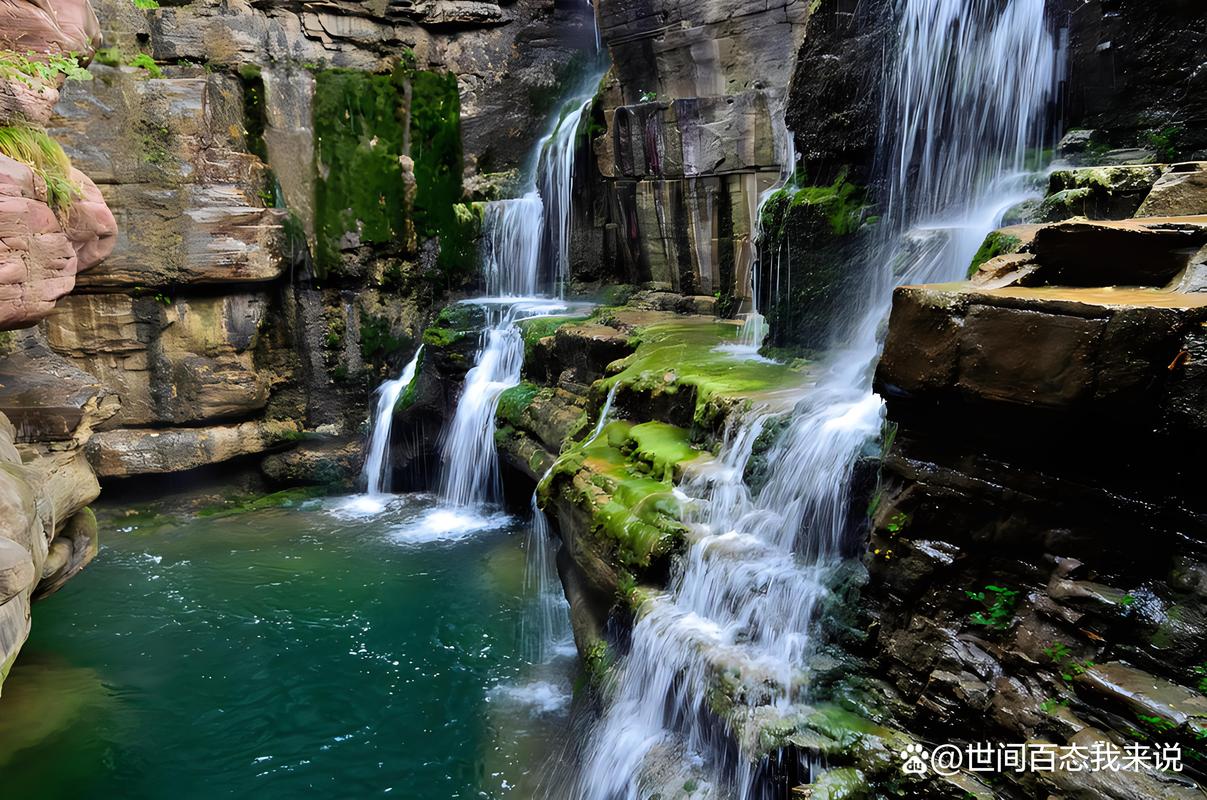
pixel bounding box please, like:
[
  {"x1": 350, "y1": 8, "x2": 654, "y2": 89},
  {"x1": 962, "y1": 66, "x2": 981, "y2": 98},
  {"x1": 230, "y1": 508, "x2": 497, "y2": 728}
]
[{"x1": 0, "y1": 497, "x2": 574, "y2": 799}]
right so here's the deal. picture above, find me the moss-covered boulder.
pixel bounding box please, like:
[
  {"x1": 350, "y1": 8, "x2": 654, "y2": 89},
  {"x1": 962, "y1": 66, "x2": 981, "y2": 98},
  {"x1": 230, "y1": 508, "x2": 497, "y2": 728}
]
[
  {"x1": 755, "y1": 175, "x2": 869, "y2": 351},
  {"x1": 1039, "y1": 165, "x2": 1164, "y2": 222}
]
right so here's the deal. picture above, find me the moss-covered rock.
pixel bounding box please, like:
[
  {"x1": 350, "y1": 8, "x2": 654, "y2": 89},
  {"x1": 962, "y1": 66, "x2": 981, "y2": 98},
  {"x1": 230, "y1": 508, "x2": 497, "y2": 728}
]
[
  {"x1": 967, "y1": 230, "x2": 1024, "y2": 278},
  {"x1": 602, "y1": 314, "x2": 809, "y2": 432},
  {"x1": 539, "y1": 420, "x2": 701, "y2": 577},
  {"x1": 755, "y1": 175, "x2": 869, "y2": 351},
  {"x1": 1039, "y1": 165, "x2": 1164, "y2": 222},
  {"x1": 311, "y1": 66, "x2": 475, "y2": 283}
]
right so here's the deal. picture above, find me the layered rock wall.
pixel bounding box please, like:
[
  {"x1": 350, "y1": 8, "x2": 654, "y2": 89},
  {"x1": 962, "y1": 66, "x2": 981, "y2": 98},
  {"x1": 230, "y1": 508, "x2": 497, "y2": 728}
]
[
  {"x1": 570, "y1": 0, "x2": 808, "y2": 307},
  {"x1": 0, "y1": 0, "x2": 114, "y2": 690}
]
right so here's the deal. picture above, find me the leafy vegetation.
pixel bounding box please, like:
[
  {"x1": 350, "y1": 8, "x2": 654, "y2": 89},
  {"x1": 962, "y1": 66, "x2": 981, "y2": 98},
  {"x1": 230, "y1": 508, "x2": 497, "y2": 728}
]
[
  {"x1": 0, "y1": 125, "x2": 79, "y2": 211},
  {"x1": 1143, "y1": 125, "x2": 1184, "y2": 162},
  {"x1": 93, "y1": 47, "x2": 163, "y2": 78},
  {"x1": 132, "y1": 0, "x2": 160, "y2": 7},
  {"x1": 965, "y1": 584, "x2": 1019, "y2": 630},
  {"x1": 967, "y1": 231, "x2": 1022, "y2": 278},
  {"x1": 0, "y1": 50, "x2": 91, "y2": 86}
]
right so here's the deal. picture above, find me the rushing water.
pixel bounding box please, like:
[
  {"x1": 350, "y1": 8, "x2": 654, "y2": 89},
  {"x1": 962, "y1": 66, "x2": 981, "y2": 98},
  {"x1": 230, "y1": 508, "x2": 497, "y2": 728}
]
[
  {"x1": 566, "y1": 2, "x2": 1061, "y2": 797},
  {"x1": 0, "y1": 497, "x2": 574, "y2": 800},
  {"x1": 438, "y1": 58, "x2": 606, "y2": 509},
  {"x1": 362, "y1": 346, "x2": 424, "y2": 497}
]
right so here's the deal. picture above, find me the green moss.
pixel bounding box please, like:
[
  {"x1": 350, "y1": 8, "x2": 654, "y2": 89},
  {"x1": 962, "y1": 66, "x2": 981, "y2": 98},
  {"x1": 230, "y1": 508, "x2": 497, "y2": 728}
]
[
  {"x1": 627, "y1": 422, "x2": 698, "y2": 482},
  {"x1": 408, "y1": 70, "x2": 473, "y2": 282},
  {"x1": 359, "y1": 313, "x2": 407, "y2": 362},
  {"x1": 497, "y1": 381, "x2": 541, "y2": 428},
  {"x1": 395, "y1": 348, "x2": 427, "y2": 412},
  {"x1": 93, "y1": 47, "x2": 122, "y2": 67},
  {"x1": 603, "y1": 318, "x2": 807, "y2": 429},
  {"x1": 310, "y1": 65, "x2": 469, "y2": 277},
  {"x1": 422, "y1": 325, "x2": 463, "y2": 348},
  {"x1": 421, "y1": 303, "x2": 486, "y2": 348},
  {"x1": 0, "y1": 126, "x2": 78, "y2": 211},
  {"x1": 967, "y1": 231, "x2": 1023, "y2": 278},
  {"x1": 516, "y1": 314, "x2": 589, "y2": 359},
  {"x1": 541, "y1": 420, "x2": 699, "y2": 569},
  {"x1": 763, "y1": 173, "x2": 866, "y2": 239},
  {"x1": 196, "y1": 487, "x2": 328, "y2": 519},
  {"x1": 312, "y1": 68, "x2": 411, "y2": 273}
]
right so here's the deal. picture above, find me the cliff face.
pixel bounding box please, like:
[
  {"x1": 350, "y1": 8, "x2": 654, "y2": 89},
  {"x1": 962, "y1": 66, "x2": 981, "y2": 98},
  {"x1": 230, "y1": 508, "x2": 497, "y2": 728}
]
[
  {"x1": 568, "y1": 0, "x2": 807, "y2": 310},
  {"x1": 0, "y1": 0, "x2": 596, "y2": 687},
  {"x1": 0, "y1": 0, "x2": 596, "y2": 488},
  {"x1": 0, "y1": 0, "x2": 116, "y2": 690}
]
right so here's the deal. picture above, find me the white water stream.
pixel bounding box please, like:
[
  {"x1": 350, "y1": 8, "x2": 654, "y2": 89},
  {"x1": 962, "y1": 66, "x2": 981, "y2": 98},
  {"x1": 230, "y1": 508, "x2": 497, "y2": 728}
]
[{"x1": 567, "y1": 1, "x2": 1061, "y2": 797}]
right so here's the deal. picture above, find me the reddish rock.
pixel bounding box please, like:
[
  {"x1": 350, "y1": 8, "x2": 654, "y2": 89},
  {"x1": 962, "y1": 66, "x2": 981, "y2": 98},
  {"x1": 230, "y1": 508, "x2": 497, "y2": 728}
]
[
  {"x1": 0, "y1": 155, "x2": 115, "y2": 329},
  {"x1": 0, "y1": 0, "x2": 101, "y2": 55}
]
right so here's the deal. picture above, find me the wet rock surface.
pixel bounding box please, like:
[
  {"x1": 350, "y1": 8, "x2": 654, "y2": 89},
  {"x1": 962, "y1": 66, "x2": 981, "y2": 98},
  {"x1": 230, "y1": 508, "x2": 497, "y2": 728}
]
[{"x1": 868, "y1": 178, "x2": 1207, "y2": 796}]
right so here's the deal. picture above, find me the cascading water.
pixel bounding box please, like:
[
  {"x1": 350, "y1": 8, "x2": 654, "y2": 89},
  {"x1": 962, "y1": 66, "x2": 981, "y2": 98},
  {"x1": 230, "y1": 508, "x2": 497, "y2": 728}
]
[
  {"x1": 437, "y1": 63, "x2": 605, "y2": 511},
  {"x1": 724, "y1": 98, "x2": 797, "y2": 360},
  {"x1": 566, "y1": 2, "x2": 1060, "y2": 797},
  {"x1": 351, "y1": 346, "x2": 424, "y2": 508}
]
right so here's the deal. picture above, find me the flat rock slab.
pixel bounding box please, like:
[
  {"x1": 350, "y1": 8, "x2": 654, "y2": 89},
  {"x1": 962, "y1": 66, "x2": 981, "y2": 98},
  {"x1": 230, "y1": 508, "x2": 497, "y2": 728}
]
[{"x1": 86, "y1": 420, "x2": 302, "y2": 478}]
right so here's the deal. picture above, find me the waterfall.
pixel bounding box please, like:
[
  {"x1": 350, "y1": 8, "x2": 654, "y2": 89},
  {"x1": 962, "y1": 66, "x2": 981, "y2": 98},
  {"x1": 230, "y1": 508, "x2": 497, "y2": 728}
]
[
  {"x1": 438, "y1": 61, "x2": 607, "y2": 510},
  {"x1": 567, "y1": 2, "x2": 1060, "y2": 797},
  {"x1": 727, "y1": 96, "x2": 798, "y2": 359},
  {"x1": 361, "y1": 346, "x2": 424, "y2": 497}
]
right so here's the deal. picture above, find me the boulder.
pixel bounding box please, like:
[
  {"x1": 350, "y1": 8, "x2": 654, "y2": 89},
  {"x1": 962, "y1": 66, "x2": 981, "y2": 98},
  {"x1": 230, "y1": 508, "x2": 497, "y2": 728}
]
[
  {"x1": 1040, "y1": 165, "x2": 1164, "y2": 222},
  {"x1": 1136, "y1": 162, "x2": 1207, "y2": 218},
  {"x1": 260, "y1": 436, "x2": 362, "y2": 488},
  {"x1": 0, "y1": 0, "x2": 101, "y2": 55},
  {"x1": 0, "y1": 154, "x2": 114, "y2": 329}
]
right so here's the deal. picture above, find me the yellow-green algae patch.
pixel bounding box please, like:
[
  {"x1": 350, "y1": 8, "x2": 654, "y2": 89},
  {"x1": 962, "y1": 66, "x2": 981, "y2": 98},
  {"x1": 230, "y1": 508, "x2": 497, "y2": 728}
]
[
  {"x1": 540, "y1": 420, "x2": 702, "y2": 571},
  {"x1": 600, "y1": 317, "x2": 809, "y2": 429}
]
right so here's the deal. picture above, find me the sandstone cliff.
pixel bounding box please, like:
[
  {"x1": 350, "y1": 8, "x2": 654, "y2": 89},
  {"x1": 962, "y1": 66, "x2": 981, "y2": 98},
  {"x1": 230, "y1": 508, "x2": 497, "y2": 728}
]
[{"x1": 0, "y1": 0, "x2": 115, "y2": 690}]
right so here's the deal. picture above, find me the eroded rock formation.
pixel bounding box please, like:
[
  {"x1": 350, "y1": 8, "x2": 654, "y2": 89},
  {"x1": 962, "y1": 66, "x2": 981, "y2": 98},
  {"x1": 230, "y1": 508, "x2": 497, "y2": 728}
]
[{"x1": 0, "y1": 0, "x2": 115, "y2": 690}]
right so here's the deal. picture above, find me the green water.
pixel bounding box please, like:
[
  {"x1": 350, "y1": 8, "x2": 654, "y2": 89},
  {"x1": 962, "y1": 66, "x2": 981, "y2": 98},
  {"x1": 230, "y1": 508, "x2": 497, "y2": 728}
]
[{"x1": 0, "y1": 494, "x2": 575, "y2": 798}]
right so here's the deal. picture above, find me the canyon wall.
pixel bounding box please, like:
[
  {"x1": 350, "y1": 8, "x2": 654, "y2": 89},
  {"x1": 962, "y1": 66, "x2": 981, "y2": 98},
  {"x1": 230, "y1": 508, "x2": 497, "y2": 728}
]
[
  {"x1": 12, "y1": 0, "x2": 596, "y2": 490},
  {"x1": 0, "y1": 0, "x2": 116, "y2": 689},
  {"x1": 568, "y1": 0, "x2": 808, "y2": 311}
]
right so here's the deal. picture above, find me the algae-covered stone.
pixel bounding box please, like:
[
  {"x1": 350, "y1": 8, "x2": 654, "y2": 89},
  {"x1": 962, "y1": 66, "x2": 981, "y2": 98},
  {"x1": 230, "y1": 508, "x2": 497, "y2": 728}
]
[{"x1": 1039, "y1": 165, "x2": 1163, "y2": 222}]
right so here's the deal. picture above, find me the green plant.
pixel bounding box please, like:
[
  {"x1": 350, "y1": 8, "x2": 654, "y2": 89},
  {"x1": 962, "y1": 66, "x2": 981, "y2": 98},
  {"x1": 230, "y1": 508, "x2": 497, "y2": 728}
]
[
  {"x1": 1193, "y1": 664, "x2": 1207, "y2": 695},
  {"x1": 966, "y1": 584, "x2": 1019, "y2": 630},
  {"x1": 1121, "y1": 593, "x2": 1137, "y2": 607},
  {"x1": 0, "y1": 50, "x2": 92, "y2": 86},
  {"x1": 1040, "y1": 697, "x2": 1069, "y2": 714},
  {"x1": 1143, "y1": 125, "x2": 1183, "y2": 163},
  {"x1": 885, "y1": 512, "x2": 910, "y2": 534},
  {"x1": 1137, "y1": 714, "x2": 1178, "y2": 734},
  {"x1": 92, "y1": 47, "x2": 123, "y2": 67},
  {"x1": 153, "y1": 292, "x2": 172, "y2": 307},
  {"x1": 638, "y1": 90, "x2": 657, "y2": 102},
  {"x1": 128, "y1": 53, "x2": 163, "y2": 79},
  {"x1": 0, "y1": 126, "x2": 78, "y2": 211},
  {"x1": 132, "y1": 0, "x2": 160, "y2": 7},
  {"x1": 1043, "y1": 642, "x2": 1094, "y2": 683}
]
